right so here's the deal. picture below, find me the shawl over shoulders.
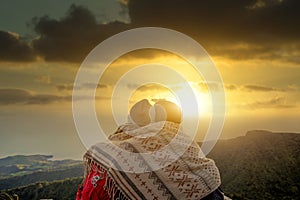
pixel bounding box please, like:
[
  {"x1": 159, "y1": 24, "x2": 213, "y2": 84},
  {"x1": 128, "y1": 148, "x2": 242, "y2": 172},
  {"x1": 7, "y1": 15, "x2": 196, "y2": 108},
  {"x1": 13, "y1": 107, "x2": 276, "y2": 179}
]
[{"x1": 79, "y1": 121, "x2": 222, "y2": 200}]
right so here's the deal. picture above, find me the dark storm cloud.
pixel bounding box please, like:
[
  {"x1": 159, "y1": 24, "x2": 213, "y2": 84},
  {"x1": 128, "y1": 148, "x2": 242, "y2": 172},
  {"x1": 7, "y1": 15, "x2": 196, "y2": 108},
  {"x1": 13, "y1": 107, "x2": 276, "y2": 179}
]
[
  {"x1": 32, "y1": 4, "x2": 130, "y2": 62},
  {"x1": 127, "y1": 0, "x2": 300, "y2": 62},
  {"x1": 128, "y1": 0, "x2": 300, "y2": 42},
  {"x1": 0, "y1": 31, "x2": 35, "y2": 62},
  {"x1": 0, "y1": 88, "x2": 71, "y2": 105},
  {"x1": 1, "y1": 0, "x2": 299, "y2": 63},
  {"x1": 31, "y1": 0, "x2": 298, "y2": 63}
]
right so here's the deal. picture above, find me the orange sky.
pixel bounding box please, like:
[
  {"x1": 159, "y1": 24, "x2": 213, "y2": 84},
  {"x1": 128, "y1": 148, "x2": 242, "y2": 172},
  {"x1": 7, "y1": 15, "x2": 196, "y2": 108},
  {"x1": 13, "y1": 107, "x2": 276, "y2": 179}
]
[{"x1": 0, "y1": 0, "x2": 299, "y2": 159}]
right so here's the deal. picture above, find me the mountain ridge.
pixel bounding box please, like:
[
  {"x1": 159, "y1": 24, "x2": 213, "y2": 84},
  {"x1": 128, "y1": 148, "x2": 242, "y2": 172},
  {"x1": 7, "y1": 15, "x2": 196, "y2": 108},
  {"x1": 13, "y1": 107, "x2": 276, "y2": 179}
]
[
  {"x1": 207, "y1": 130, "x2": 300, "y2": 199},
  {"x1": 0, "y1": 154, "x2": 82, "y2": 180},
  {"x1": 1, "y1": 130, "x2": 299, "y2": 199}
]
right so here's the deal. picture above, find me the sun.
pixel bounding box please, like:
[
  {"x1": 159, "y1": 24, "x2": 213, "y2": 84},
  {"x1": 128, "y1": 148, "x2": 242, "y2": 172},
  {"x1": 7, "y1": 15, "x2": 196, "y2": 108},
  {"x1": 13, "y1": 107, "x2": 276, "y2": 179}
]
[
  {"x1": 129, "y1": 82, "x2": 211, "y2": 119},
  {"x1": 171, "y1": 82, "x2": 211, "y2": 118}
]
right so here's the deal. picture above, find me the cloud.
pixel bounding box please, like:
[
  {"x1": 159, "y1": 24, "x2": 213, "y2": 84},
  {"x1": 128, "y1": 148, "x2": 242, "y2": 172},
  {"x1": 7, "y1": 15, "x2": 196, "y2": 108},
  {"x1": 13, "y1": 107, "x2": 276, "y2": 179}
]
[
  {"x1": 56, "y1": 84, "x2": 74, "y2": 91},
  {"x1": 26, "y1": 94, "x2": 72, "y2": 105},
  {"x1": 287, "y1": 84, "x2": 299, "y2": 91},
  {"x1": 0, "y1": 88, "x2": 71, "y2": 105},
  {"x1": 242, "y1": 84, "x2": 285, "y2": 92},
  {"x1": 34, "y1": 75, "x2": 51, "y2": 84},
  {"x1": 32, "y1": 4, "x2": 129, "y2": 62},
  {"x1": 56, "y1": 83, "x2": 108, "y2": 91},
  {"x1": 82, "y1": 83, "x2": 108, "y2": 89},
  {"x1": 150, "y1": 98, "x2": 167, "y2": 103},
  {"x1": 198, "y1": 81, "x2": 222, "y2": 92},
  {"x1": 128, "y1": 0, "x2": 300, "y2": 42},
  {"x1": 1, "y1": 1, "x2": 299, "y2": 63},
  {"x1": 194, "y1": 82, "x2": 279, "y2": 93},
  {"x1": 225, "y1": 84, "x2": 238, "y2": 91},
  {"x1": 243, "y1": 96, "x2": 297, "y2": 109},
  {"x1": 209, "y1": 42, "x2": 300, "y2": 64},
  {"x1": 0, "y1": 88, "x2": 31, "y2": 104},
  {"x1": 0, "y1": 31, "x2": 35, "y2": 62},
  {"x1": 224, "y1": 83, "x2": 293, "y2": 92},
  {"x1": 113, "y1": 49, "x2": 175, "y2": 63},
  {"x1": 33, "y1": 0, "x2": 297, "y2": 63},
  {"x1": 247, "y1": 0, "x2": 287, "y2": 9},
  {"x1": 127, "y1": 83, "x2": 173, "y2": 93},
  {"x1": 127, "y1": 0, "x2": 300, "y2": 63}
]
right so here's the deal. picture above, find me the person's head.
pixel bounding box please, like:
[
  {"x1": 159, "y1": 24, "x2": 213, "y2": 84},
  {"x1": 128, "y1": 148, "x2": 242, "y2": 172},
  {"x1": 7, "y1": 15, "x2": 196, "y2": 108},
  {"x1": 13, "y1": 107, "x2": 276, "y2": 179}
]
[
  {"x1": 153, "y1": 100, "x2": 182, "y2": 124},
  {"x1": 129, "y1": 99, "x2": 152, "y2": 126},
  {"x1": 129, "y1": 99, "x2": 182, "y2": 126}
]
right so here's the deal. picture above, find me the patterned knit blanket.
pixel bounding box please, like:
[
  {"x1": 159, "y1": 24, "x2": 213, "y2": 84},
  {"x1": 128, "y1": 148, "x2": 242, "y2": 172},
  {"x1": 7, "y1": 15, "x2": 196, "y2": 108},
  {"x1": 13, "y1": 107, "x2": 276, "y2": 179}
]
[{"x1": 84, "y1": 121, "x2": 221, "y2": 200}]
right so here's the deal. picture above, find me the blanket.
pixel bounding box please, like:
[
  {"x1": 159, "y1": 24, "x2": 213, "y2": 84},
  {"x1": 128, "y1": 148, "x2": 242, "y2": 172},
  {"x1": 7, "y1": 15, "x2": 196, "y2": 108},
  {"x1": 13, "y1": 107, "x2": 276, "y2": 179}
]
[{"x1": 84, "y1": 121, "x2": 221, "y2": 200}]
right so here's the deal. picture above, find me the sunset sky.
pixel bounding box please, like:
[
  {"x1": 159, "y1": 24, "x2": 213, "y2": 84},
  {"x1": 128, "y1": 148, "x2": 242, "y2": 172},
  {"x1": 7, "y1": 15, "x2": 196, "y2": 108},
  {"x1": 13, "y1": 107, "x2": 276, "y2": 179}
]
[{"x1": 0, "y1": 0, "x2": 299, "y2": 159}]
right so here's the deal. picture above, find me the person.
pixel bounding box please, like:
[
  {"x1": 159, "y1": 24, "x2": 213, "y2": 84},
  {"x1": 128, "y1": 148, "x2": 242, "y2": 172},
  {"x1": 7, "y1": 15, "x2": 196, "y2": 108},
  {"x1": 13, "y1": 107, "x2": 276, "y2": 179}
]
[{"x1": 76, "y1": 99, "x2": 225, "y2": 200}]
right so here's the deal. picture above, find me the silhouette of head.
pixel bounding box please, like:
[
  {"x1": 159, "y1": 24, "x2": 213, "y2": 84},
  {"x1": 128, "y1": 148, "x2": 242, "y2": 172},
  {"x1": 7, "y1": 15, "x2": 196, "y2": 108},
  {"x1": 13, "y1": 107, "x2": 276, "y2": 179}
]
[
  {"x1": 153, "y1": 100, "x2": 182, "y2": 124},
  {"x1": 129, "y1": 99, "x2": 152, "y2": 126},
  {"x1": 129, "y1": 99, "x2": 182, "y2": 126}
]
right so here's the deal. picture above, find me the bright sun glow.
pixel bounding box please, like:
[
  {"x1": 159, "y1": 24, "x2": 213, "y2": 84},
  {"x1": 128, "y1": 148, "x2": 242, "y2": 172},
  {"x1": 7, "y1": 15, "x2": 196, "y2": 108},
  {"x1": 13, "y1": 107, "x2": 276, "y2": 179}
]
[
  {"x1": 129, "y1": 82, "x2": 212, "y2": 119},
  {"x1": 172, "y1": 82, "x2": 211, "y2": 118}
]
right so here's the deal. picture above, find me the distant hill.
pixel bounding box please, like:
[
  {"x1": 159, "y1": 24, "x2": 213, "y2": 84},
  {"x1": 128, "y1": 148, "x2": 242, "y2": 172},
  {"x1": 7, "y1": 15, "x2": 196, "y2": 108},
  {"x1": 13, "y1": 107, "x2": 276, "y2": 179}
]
[
  {"x1": 0, "y1": 165, "x2": 83, "y2": 190},
  {"x1": 0, "y1": 155, "x2": 53, "y2": 167},
  {"x1": 0, "y1": 154, "x2": 82, "y2": 179},
  {"x1": 2, "y1": 177, "x2": 83, "y2": 200},
  {"x1": 1, "y1": 130, "x2": 300, "y2": 200},
  {"x1": 207, "y1": 130, "x2": 300, "y2": 200},
  {"x1": 0, "y1": 155, "x2": 83, "y2": 190}
]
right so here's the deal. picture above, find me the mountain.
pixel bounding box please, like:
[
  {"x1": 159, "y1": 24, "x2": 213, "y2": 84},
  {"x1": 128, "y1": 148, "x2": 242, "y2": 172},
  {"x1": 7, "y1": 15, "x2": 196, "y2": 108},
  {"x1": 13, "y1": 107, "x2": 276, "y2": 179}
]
[
  {"x1": 207, "y1": 130, "x2": 300, "y2": 200},
  {"x1": 0, "y1": 154, "x2": 82, "y2": 179},
  {"x1": 0, "y1": 165, "x2": 83, "y2": 190},
  {"x1": 1, "y1": 130, "x2": 300, "y2": 200},
  {"x1": 1, "y1": 177, "x2": 83, "y2": 200},
  {"x1": 0, "y1": 155, "x2": 83, "y2": 190}
]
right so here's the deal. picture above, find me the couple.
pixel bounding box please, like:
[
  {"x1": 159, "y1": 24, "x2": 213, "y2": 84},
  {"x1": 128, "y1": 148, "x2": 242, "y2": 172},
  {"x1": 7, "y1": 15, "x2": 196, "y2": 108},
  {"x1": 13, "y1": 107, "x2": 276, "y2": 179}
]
[{"x1": 76, "y1": 99, "x2": 225, "y2": 200}]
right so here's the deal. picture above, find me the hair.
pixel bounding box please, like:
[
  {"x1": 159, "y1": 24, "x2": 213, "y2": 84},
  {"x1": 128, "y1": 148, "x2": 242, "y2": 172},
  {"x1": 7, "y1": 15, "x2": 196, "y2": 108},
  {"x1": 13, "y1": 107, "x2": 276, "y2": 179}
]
[{"x1": 129, "y1": 99, "x2": 182, "y2": 126}]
